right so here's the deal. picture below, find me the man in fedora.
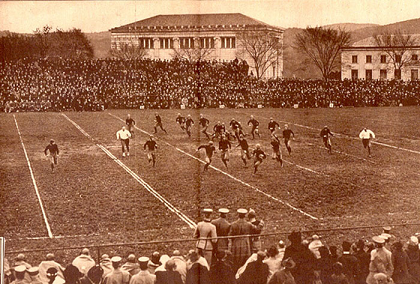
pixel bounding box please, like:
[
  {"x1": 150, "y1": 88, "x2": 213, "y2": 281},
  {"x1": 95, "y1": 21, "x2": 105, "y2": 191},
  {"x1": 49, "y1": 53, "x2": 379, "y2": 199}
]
[{"x1": 194, "y1": 208, "x2": 217, "y2": 267}]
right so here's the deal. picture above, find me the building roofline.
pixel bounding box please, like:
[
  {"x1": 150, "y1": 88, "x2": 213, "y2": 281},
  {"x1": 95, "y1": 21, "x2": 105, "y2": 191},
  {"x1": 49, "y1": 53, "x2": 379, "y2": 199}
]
[{"x1": 342, "y1": 46, "x2": 420, "y2": 51}]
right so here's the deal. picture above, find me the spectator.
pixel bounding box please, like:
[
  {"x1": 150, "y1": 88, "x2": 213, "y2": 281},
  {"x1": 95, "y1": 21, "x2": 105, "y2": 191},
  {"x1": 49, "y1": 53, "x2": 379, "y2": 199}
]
[
  {"x1": 170, "y1": 250, "x2": 187, "y2": 284},
  {"x1": 11, "y1": 266, "x2": 28, "y2": 284},
  {"x1": 27, "y1": 267, "x2": 42, "y2": 284},
  {"x1": 268, "y1": 257, "x2": 297, "y2": 284},
  {"x1": 39, "y1": 254, "x2": 65, "y2": 284},
  {"x1": 264, "y1": 245, "x2": 283, "y2": 282},
  {"x1": 63, "y1": 265, "x2": 84, "y2": 284},
  {"x1": 80, "y1": 266, "x2": 103, "y2": 284},
  {"x1": 13, "y1": 255, "x2": 32, "y2": 284},
  {"x1": 121, "y1": 254, "x2": 140, "y2": 276},
  {"x1": 102, "y1": 257, "x2": 130, "y2": 284},
  {"x1": 72, "y1": 249, "x2": 95, "y2": 276},
  {"x1": 338, "y1": 241, "x2": 360, "y2": 284},
  {"x1": 148, "y1": 252, "x2": 161, "y2": 275},
  {"x1": 237, "y1": 251, "x2": 269, "y2": 284},
  {"x1": 247, "y1": 209, "x2": 264, "y2": 252},
  {"x1": 194, "y1": 209, "x2": 217, "y2": 267},
  {"x1": 155, "y1": 259, "x2": 183, "y2": 284},
  {"x1": 185, "y1": 251, "x2": 210, "y2": 284},
  {"x1": 331, "y1": 262, "x2": 350, "y2": 284},
  {"x1": 366, "y1": 236, "x2": 394, "y2": 284},
  {"x1": 354, "y1": 240, "x2": 370, "y2": 284},
  {"x1": 209, "y1": 250, "x2": 236, "y2": 284},
  {"x1": 99, "y1": 254, "x2": 113, "y2": 277},
  {"x1": 309, "y1": 235, "x2": 324, "y2": 259},
  {"x1": 406, "y1": 236, "x2": 420, "y2": 283},
  {"x1": 129, "y1": 257, "x2": 155, "y2": 284},
  {"x1": 211, "y1": 208, "x2": 231, "y2": 254},
  {"x1": 391, "y1": 241, "x2": 412, "y2": 284}
]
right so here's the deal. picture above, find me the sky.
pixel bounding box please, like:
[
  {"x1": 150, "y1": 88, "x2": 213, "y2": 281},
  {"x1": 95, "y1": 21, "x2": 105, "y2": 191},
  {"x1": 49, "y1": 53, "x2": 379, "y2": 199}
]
[{"x1": 0, "y1": 0, "x2": 419, "y2": 33}]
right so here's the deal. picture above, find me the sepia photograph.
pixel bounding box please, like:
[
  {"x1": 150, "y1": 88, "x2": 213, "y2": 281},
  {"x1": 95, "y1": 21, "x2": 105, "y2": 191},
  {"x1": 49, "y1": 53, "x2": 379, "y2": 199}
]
[{"x1": 1, "y1": 1, "x2": 420, "y2": 284}]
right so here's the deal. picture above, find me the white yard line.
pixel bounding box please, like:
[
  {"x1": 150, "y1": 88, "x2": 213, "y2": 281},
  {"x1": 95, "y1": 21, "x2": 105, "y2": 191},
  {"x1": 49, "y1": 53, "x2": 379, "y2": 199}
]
[
  {"x1": 306, "y1": 143, "x2": 376, "y2": 164},
  {"x1": 13, "y1": 115, "x2": 53, "y2": 239},
  {"x1": 109, "y1": 113, "x2": 319, "y2": 220},
  {"x1": 62, "y1": 114, "x2": 197, "y2": 229}
]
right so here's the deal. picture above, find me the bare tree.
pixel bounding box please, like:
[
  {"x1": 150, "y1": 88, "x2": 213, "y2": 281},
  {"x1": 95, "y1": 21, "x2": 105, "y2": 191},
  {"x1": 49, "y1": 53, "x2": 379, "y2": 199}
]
[
  {"x1": 373, "y1": 30, "x2": 417, "y2": 79},
  {"x1": 34, "y1": 25, "x2": 52, "y2": 58},
  {"x1": 171, "y1": 46, "x2": 214, "y2": 61},
  {"x1": 294, "y1": 27, "x2": 351, "y2": 80},
  {"x1": 110, "y1": 40, "x2": 148, "y2": 60},
  {"x1": 236, "y1": 29, "x2": 282, "y2": 80}
]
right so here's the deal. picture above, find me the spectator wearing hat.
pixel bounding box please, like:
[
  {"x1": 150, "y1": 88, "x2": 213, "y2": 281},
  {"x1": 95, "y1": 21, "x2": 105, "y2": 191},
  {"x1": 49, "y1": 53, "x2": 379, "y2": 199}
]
[
  {"x1": 264, "y1": 245, "x2": 283, "y2": 282},
  {"x1": 236, "y1": 251, "x2": 259, "y2": 280},
  {"x1": 14, "y1": 254, "x2": 32, "y2": 284},
  {"x1": 366, "y1": 236, "x2": 394, "y2": 284},
  {"x1": 129, "y1": 257, "x2": 155, "y2": 284},
  {"x1": 247, "y1": 209, "x2": 264, "y2": 252},
  {"x1": 373, "y1": 273, "x2": 394, "y2": 284},
  {"x1": 209, "y1": 250, "x2": 236, "y2": 284},
  {"x1": 338, "y1": 241, "x2": 360, "y2": 284},
  {"x1": 155, "y1": 259, "x2": 183, "y2": 284},
  {"x1": 186, "y1": 249, "x2": 210, "y2": 271},
  {"x1": 238, "y1": 251, "x2": 269, "y2": 284},
  {"x1": 155, "y1": 255, "x2": 171, "y2": 273},
  {"x1": 80, "y1": 265, "x2": 104, "y2": 284},
  {"x1": 283, "y1": 231, "x2": 317, "y2": 284},
  {"x1": 268, "y1": 257, "x2": 296, "y2": 284},
  {"x1": 11, "y1": 265, "x2": 28, "y2": 284},
  {"x1": 391, "y1": 241, "x2": 412, "y2": 284},
  {"x1": 27, "y1": 267, "x2": 42, "y2": 284},
  {"x1": 186, "y1": 251, "x2": 210, "y2": 284},
  {"x1": 194, "y1": 209, "x2": 217, "y2": 267},
  {"x1": 170, "y1": 250, "x2": 187, "y2": 284},
  {"x1": 354, "y1": 240, "x2": 371, "y2": 284},
  {"x1": 72, "y1": 249, "x2": 96, "y2": 276},
  {"x1": 406, "y1": 236, "x2": 420, "y2": 283},
  {"x1": 308, "y1": 235, "x2": 324, "y2": 259},
  {"x1": 100, "y1": 254, "x2": 113, "y2": 277},
  {"x1": 331, "y1": 262, "x2": 350, "y2": 284},
  {"x1": 39, "y1": 254, "x2": 65, "y2": 284},
  {"x1": 63, "y1": 264, "x2": 84, "y2": 284},
  {"x1": 211, "y1": 208, "x2": 231, "y2": 254},
  {"x1": 121, "y1": 254, "x2": 140, "y2": 276},
  {"x1": 229, "y1": 208, "x2": 262, "y2": 271},
  {"x1": 317, "y1": 246, "x2": 334, "y2": 284},
  {"x1": 148, "y1": 252, "x2": 161, "y2": 275},
  {"x1": 103, "y1": 257, "x2": 130, "y2": 284}
]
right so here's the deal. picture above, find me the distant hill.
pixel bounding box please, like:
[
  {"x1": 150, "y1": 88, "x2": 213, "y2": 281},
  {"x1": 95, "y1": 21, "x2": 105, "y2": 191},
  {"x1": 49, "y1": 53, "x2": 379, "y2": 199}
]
[
  {"x1": 323, "y1": 23, "x2": 379, "y2": 32},
  {"x1": 85, "y1": 31, "x2": 111, "y2": 58}
]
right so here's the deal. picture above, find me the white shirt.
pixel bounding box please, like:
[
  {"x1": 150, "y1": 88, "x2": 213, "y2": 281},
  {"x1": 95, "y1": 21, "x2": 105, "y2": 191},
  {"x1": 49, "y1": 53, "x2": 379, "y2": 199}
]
[
  {"x1": 359, "y1": 129, "x2": 375, "y2": 139},
  {"x1": 117, "y1": 129, "x2": 132, "y2": 140}
]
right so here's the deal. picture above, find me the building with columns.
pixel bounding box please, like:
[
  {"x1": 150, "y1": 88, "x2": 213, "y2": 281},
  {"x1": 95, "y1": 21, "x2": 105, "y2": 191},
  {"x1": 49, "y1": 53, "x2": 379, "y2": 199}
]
[
  {"x1": 109, "y1": 13, "x2": 284, "y2": 78},
  {"x1": 341, "y1": 35, "x2": 420, "y2": 81}
]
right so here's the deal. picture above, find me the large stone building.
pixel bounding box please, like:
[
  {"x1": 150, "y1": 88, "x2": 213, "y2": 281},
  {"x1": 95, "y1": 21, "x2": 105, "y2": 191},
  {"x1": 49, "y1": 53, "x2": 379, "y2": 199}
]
[
  {"x1": 341, "y1": 35, "x2": 420, "y2": 81},
  {"x1": 109, "y1": 13, "x2": 284, "y2": 78}
]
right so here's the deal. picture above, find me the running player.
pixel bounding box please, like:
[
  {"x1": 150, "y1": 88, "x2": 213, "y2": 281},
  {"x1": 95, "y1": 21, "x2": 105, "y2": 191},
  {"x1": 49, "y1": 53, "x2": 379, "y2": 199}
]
[
  {"x1": 196, "y1": 141, "x2": 216, "y2": 172},
  {"x1": 271, "y1": 135, "x2": 283, "y2": 167},
  {"x1": 185, "y1": 115, "x2": 194, "y2": 138},
  {"x1": 116, "y1": 126, "x2": 132, "y2": 157},
  {"x1": 219, "y1": 135, "x2": 231, "y2": 169},
  {"x1": 199, "y1": 114, "x2": 210, "y2": 139},
  {"x1": 176, "y1": 113, "x2": 186, "y2": 131},
  {"x1": 268, "y1": 117, "x2": 280, "y2": 135},
  {"x1": 125, "y1": 114, "x2": 135, "y2": 138},
  {"x1": 236, "y1": 134, "x2": 251, "y2": 167},
  {"x1": 248, "y1": 115, "x2": 260, "y2": 139},
  {"x1": 44, "y1": 139, "x2": 59, "y2": 172},
  {"x1": 229, "y1": 118, "x2": 241, "y2": 140},
  {"x1": 144, "y1": 136, "x2": 158, "y2": 167},
  {"x1": 320, "y1": 126, "x2": 333, "y2": 154},
  {"x1": 359, "y1": 127, "x2": 375, "y2": 157},
  {"x1": 154, "y1": 113, "x2": 167, "y2": 134},
  {"x1": 282, "y1": 124, "x2": 295, "y2": 155},
  {"x1": 212, "y1": 121, "x2": 225, "y2": 140},
  {"x1": 252, "y1": 144, "x2": 267, "y2": 174}
]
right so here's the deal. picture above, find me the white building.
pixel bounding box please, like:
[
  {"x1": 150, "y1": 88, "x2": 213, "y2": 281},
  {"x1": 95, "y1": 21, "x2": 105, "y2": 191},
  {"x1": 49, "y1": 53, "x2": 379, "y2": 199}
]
[
  {"x1": 109, "y1": 13, "x2": 284, "y2": 78},
  {"x1": 341, "y1": 36, "x2": 420, "y2": 81}
]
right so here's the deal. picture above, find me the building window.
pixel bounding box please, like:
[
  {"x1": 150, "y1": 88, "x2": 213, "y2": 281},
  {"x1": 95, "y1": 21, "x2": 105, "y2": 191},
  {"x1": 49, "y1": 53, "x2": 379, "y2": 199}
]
[
  {"x1": 199, "y1": 38, "x2": 215, "y2": 49},
  {"x1": 160, "y1": 38, "x2": 173, "y2": 49},
  {"x1": 351, "y1": 70, "x2": 358, "y2": 80},
  {"x1": 380, "y1": 69, "x2": 387, "y2": 80},
  {"x1": 180, "y1": 38, "x2": 194, "y2": 49},
  {"x1": 221, "y1": 37, "x2": 236, "y2": 49},
  {"x1": 139, "y1": 38, "x2": 153, "y2": 49},
  {"x1": 366, "y1": 70, "x2": 372, "y2": 80},
  {"x1": 381, "y1": 55, "x2": 387, "y2": 63},
  {"x1": 366, "y1": 55, "x2": 372, "y2": 63},
  {"x1": 411, "y1": 69, "x2": 419, "y2": 80},
  {"x1": 395, "y1": 55, "x2": 402, "y2": 63},
  {"x1": 412, "y1": 54, "x2": 418, "y2": 61},
  {"x1": 352, "y1": 55, "x2": 358, "y2": 63}
]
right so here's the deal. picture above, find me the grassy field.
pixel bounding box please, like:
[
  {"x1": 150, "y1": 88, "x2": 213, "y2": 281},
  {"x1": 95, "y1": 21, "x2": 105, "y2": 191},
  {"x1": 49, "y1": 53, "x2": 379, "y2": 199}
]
[{"x1": 1, "y1": 106, "x2": 420, "y2": 263}]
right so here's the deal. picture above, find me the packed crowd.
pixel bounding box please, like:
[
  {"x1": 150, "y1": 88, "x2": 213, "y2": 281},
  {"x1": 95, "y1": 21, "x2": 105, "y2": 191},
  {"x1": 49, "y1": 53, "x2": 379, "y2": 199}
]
[
  {"x1": 5, "y1": 208, "x2": 420, "y2": 284},
  {"x1": 1, "y1": 58, "x2": 420, "y2": 112}
]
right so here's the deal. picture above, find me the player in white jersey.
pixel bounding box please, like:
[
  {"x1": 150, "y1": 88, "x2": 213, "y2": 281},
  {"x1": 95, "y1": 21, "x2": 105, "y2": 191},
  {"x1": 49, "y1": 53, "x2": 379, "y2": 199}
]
[{"x1": 359, "y1": 128, "x2": 375, "y2": 157}]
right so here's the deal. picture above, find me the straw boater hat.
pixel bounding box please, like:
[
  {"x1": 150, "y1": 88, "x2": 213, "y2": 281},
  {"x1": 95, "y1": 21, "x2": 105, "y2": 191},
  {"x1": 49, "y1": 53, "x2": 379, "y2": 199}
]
[
  {"x1": 237, "y1": 208, "x2": 248, "y2": 214},
  {"x1": 138, "y1": 257, "x2": 149, "y2": 263},
  {"x1": 218, "y1": 208, "x2": 229, "y2": 214},
  {"x1": 111, "y1": 256, "x2": 122, "y2": 263},
  {"x1": 372, "y1": 236, "x2": 385, "y2": 244}
]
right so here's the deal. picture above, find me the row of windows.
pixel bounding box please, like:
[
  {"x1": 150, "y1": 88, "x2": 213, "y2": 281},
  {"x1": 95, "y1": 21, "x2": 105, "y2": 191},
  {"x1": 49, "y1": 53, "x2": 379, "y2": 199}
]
[
  {"x1": 112, "y1": 37, "x2": 235, "y2": 49},
  {"x1": 351, "y1": 69, "x2": 419, "y2": 80},
  {"x1": 352, "y1": 54, "x2": 419, "y2": 64}
]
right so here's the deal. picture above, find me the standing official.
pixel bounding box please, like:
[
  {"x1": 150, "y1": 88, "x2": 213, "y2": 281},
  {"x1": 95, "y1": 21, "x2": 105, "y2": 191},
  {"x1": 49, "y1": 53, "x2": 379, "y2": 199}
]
[
  {"x1": 116, "y1": 126, "x2": 132, "y2": 157},
  {"x1": 359, "y1": 128, "x2": 375, "y2": 157},
  {"x1": 211, "y1": 208, "x2": 231, "y2": 253},
  {"x1": 194, "y1": 209, "x2": 217, "y2": 267},
  {"x1": 44, "y1": 139, "x2": 59, "y2": 172}
]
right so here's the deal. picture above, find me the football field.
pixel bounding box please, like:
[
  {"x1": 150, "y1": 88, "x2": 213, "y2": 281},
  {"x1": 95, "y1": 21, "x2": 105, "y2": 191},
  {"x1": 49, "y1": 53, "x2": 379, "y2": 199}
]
[{"x1": 1, "y1": 107, "x2": 420, "y2": 259}]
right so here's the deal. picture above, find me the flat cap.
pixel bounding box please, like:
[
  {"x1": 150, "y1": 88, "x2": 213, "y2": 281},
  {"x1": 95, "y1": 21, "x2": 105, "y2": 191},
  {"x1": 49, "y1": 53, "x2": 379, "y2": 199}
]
[
  {"x1": 138, "y1": 257, "x2": 149, "y2": 263},
  {"x1": 15, "y1": 265, "x2": 27, "y2": 273},
  {"x1": 372, "y1": 236, "x2": 385, "y2": 244},
  {"x1": 111, "y1": 256, "x2": 122, "y2": 263},
  {"x1": 237, "y1": 208, "x2": 248, "y2": 214},
  {"x1": 218, "y1": 208, "x2": 229, "y2": 214}
]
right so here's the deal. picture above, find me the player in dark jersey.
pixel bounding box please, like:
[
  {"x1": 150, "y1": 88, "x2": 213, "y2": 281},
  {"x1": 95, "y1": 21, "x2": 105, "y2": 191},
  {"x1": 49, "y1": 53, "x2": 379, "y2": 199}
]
[
  {"x1": 229, "y1": 118, "x2": 241, "y2": 140},
  {"x1": 176, "y1": 113, "x2": 186, "y2": 131},
  {"x1": 44, "y1": 139, "x2": 59, "y2": 172},
  {"x1": 271, "y1": 135, "x2": 283, "y2": 167},
  {"x1": 185, "y1": 115, "x2": 195, "y2": 138},
  {"x1": 252, "y1": 144, "x2": 267, "y2": 174},
  {"x1": 219, "y1": 135, "x2": 232, "y2": 169},
  {"x1": 320, "y1": 125, "x2": 333, "y2": 154},
  {"x1": 199, "y1": 114, "x2": 210, "y2": 139},
  {"x1": 236, "y1": 134, "x2": 251, "y2": 167},
  {"x1": 196, "y1": 141, "x2": 216, "y2": 172},
  {"x1": 268, "y1": 118, "x2": 280, "y2": 134},
  {"x1": 212, "y1": 121, "x2": 225, "y2": 140},
  {"x1": 154, "y1": 113, "x2": 167, "y2": 134},
  {"x1": 248, "y1": 115, "x2": 260, "y2": 139},
  {"x1": 144, "y1": 136, "x2": 158, "y2": 167},
  {"x1": 125, "y1": 114, "x2": 135, "y2": 138},
  {"x1": 283, "y1": 124, "x2": 295, "y2": 155}
]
